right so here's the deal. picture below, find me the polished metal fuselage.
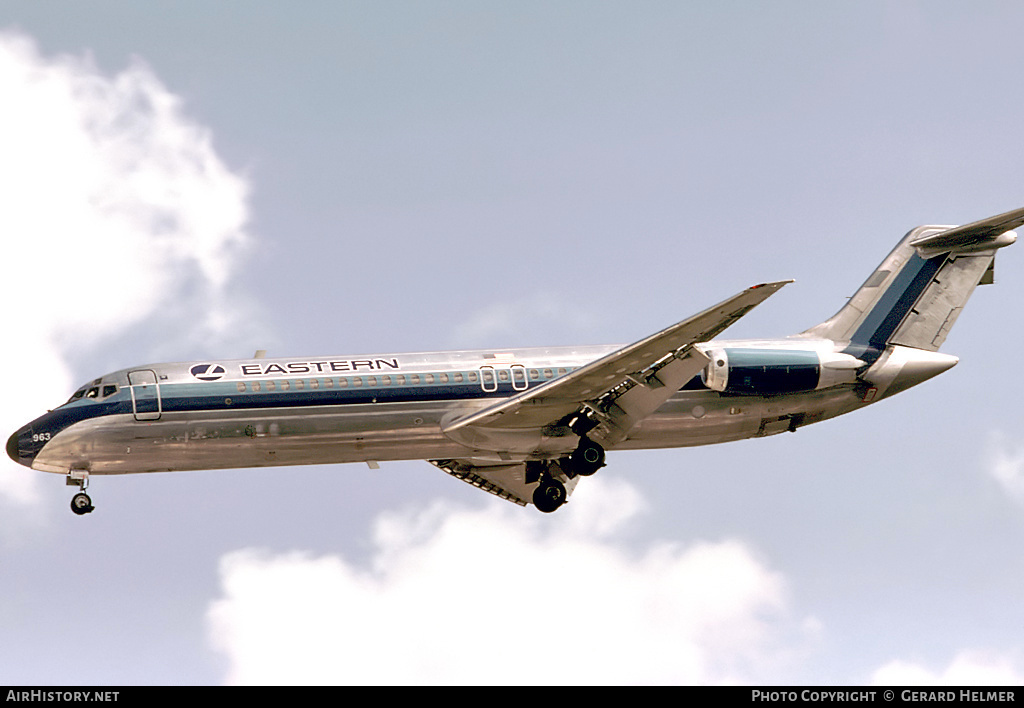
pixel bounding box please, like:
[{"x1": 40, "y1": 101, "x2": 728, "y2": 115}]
[{"x1": 19, "y1": 337, "x2": 871, "y2": 477}]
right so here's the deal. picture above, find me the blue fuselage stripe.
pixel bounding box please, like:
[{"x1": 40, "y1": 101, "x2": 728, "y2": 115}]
[
  {"x1": 25, "y1": 374, "x2": 713, "y2": 454},
  {"x1": 849, "y1": 253, "x2": 944, "y2": 348}
]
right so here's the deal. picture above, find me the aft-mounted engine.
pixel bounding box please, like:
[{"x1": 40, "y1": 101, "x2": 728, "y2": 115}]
[{"x1": 701, "y1": 348, "x2": 864, "y2": 395}]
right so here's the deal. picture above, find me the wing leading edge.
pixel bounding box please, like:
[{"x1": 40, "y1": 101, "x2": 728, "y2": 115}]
[{"x1": 441, "y1": 281, "x2": 792, "y2": 454}]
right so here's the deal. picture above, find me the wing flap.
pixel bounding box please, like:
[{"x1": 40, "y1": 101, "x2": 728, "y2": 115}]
[
  {"x1": 586, "y1": 345, "x2": 710, "y2": 447},
  {"x1": 429, "y1": 458, "x2": 580, "y2": 507},
  {"x1": 443, "y1": 281, "x2": 791, "y2": 447}
]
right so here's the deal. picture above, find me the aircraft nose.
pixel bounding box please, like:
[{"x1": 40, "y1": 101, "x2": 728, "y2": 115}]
[{"x1": 7, "y1": 426, "x2": 34, "y2": 467}]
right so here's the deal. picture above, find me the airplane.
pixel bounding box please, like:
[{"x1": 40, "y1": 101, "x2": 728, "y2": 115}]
[{"x1": 7, "y1": 207, "x2": 1021, "y2": 515}]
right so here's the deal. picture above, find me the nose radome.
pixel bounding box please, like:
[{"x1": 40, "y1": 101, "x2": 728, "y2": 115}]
[
  {"x1": 7, "y1": 427, "x2": 32, "y2": 466},
  {"x1": 7, "y1": 429, "x2": 21, "y2": 464}
]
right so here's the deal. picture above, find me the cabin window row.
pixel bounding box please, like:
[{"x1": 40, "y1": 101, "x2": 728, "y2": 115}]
[{"x1": 231, "y1": 367, "x2": 573, "y2": 394}]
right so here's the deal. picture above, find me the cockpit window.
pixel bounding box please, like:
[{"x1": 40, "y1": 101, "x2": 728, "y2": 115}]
[{"x1": 66, "y1": 383, "x2": 119, "y2": 404}]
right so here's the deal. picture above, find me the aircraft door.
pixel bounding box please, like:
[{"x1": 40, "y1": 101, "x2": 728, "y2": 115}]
[
  {"x1": 128, "y1": 370, "x2": 162, "y2": 421},
  {"x1": 479, "y1": 366, "x2": 498, "y2": 393},
  {"x1": 511, "y1": 364, "x2": 528, "y2": 391}
]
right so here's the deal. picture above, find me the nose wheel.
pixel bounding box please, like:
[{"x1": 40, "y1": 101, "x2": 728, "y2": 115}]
[
  {"x1": 71, "y1": 492, "x2": 94, "y2": 515},
  {"x1": 66, "y1": 471, "x2": 94, "y2": 515}
]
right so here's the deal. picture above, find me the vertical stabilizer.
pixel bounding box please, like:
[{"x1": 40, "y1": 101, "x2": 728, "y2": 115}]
[{"x1": 801, "y1": 207, "x2": 1020, "y2": 354}]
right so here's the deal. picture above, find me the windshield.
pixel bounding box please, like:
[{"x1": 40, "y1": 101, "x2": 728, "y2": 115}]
[{"x1": 65, "y1": 380, "x2": 119, "y2": 405}]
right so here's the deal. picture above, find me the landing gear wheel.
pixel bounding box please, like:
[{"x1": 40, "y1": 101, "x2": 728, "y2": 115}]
[
  {"x1": 70, "y1": 492, "x2": 94, "y2": 516},
  {"x1": 532, "y1": 479, "x2": 567, "y2": 513},
  {"x1": 569, "y1": 439, "x2": 605, "y2": 477}
]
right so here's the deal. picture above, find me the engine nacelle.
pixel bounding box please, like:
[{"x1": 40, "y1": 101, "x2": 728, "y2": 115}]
[
  {"x1": 702, "y1": 348, "x2": 820, "y2": 395},
  {"x1": 701, "y1": 348, "x2": 866, "y2": 395}
]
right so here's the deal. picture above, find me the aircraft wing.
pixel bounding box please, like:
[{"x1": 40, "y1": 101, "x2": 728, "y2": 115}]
[{"x1": 442, "y1": 281, "x2": 791, "y2": 450}]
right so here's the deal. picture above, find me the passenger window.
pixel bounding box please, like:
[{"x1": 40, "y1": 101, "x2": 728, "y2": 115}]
[
  {"x1": 280, "y1": 381, "x2": 290, "y2": 391},
  {"x1": 410, "y1": 374, "x2": 420, "y2": 384},
  {"x1": 530, "y1": 369, "x2": 541, "y2": 380},
  {"x1": 381, "y1": 375, "x2": 391, "y2": 386},
  {"x1": 468, "y1": 372, "x2": 478, "y2": 383},
  {"x1": 543, "y1": 369, "x2": 553, "y2": 379},
  {"x1": 352, "y1": 377, "x2": 363, "y2": 387},
  {"x1": 294, "y1": 380, "x2": 304, "y2": 390},
  {"x1": 395, "y1": 375, "x2": 405, "y2": 385},
  {"x1": 423, "y1": 374, "x2": 434, "y2": 384},
  {"x1": 439, "y1": 373, "x2": 449, "y2": 384},
  {"x1": 367, "y1": 376, "x2": 377, "y2": 387},
  {"x1": 324, "y1": 378, "x2": 333, "y2": 389},
  {"x1": 338, "y1": 378, "x2": 348, "y2": 388},
  {"x1": 236, "y1": 383, "x2": 246, "y2": 393},
  {"x1": 453, "y1": 372, "x2": 463, "y2": 383},
  {"x1": 266, "y1": 381, "x2": 276, "y2": 392},
  {"x1": 498, "y1": 370, "x2": 509, "y2": 382},
  {"x1": 310, "y1": 379, "x2": 319, "y2": 389}
]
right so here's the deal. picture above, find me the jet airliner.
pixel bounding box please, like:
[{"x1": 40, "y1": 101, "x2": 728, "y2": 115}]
[{"x1": 7, "y1": 207, "x2": 1021, "y2": 514}]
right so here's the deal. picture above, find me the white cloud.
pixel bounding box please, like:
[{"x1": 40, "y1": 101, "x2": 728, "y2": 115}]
[
  {"x1": 207, "y1": 478, "x2": 813, "y2": 685},
  {"x1": 871, "y1": 650, "x2": 1024, "y2": 686},
  {"x1": 0, "y1": 30, "x2": 255, "y2": 508},
  {"x1": 987, "y1": 432, "x2": 1024, "y2": 506}
]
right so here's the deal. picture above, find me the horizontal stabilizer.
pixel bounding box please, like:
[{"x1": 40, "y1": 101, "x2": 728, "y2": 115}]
[{"x1": 910, "y1": 205, "x2": 1023, "y2": 258}]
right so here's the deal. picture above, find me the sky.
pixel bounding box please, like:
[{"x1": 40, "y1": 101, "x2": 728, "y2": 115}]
[{"x1": 1, "y1": 1, "x2": 1024, "y2": 686}]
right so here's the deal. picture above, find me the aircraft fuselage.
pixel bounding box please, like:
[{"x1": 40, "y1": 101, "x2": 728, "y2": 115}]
[{"x1": 9, "y1": 337, "x2": 908, "y2": 478}]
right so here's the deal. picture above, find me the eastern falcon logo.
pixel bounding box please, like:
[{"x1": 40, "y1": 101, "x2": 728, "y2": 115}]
[{"x1": 190, "y1": 364, "x2": 226, "y2": 382}]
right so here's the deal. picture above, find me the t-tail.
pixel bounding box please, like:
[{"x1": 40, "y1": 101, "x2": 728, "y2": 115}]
[{"x1": 800, "y1": 206, "x2": 1021, "y2": 399}]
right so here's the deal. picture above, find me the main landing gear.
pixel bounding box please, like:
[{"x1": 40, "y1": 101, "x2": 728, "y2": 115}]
[
  {"x1": 533, "y1": 477, "x2": 567, "y2": 513},
  {"x1": 530, "y1": 437, "x2": 606, "y2": 513},
  {"x1": 67, "y1": 471, "x2": 94, "y2": 516},
  {"x1": 568, "y1": 437, "x2": 605, "y2": 477}
]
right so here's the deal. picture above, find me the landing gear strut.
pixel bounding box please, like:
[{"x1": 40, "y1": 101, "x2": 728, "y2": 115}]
[{"x1": 67, "y1": 471, "x2": 94, "y2": 516}]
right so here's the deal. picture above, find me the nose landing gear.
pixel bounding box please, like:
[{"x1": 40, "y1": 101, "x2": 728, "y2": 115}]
[
  {"x1": 71, "y1": 492, "x2": 94, "y2": 515},
  {"x1": 66, "y1": 471, "x2": 94, "y2": 516}
]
